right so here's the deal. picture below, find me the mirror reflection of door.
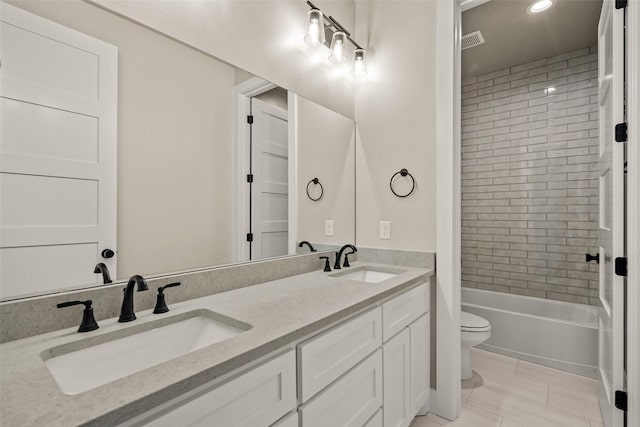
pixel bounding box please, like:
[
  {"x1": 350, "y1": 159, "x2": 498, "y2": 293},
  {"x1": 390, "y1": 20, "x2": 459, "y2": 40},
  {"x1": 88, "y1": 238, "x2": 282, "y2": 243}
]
[
  {"x1": 247, "y1": 95, "x2": 289, "y2": 260},
  {"x1": 0, "y1": 3, "x2": 117, "y2": 300}
]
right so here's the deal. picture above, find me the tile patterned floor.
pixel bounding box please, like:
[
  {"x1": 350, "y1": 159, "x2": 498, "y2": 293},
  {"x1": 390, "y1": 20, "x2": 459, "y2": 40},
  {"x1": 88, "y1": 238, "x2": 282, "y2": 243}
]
[{"x1": 411, "y1": 348, "x2": 603, "y2": 427}]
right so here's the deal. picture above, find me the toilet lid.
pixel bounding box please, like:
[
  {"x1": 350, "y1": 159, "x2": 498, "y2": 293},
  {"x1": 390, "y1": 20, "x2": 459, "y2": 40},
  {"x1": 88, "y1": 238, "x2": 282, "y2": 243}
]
[{"x1": 461, "y1": 311, "x2": 490, "y2": 332}]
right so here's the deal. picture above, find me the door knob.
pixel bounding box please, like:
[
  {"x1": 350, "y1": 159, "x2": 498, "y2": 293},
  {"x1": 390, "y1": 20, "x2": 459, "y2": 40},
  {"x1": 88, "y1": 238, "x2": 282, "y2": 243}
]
[
  {"x1": 101, "y1": 249, "x2": 115, "y2": 259},
  {"x1": 585, "y1": 253, "x2": 600, "y2": 264}
]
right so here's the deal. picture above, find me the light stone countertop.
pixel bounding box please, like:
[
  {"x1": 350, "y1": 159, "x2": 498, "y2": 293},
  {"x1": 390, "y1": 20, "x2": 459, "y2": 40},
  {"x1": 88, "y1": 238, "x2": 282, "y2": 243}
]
[{"x1": 0, "y1": 262, "x2": 433, "y2": 426}]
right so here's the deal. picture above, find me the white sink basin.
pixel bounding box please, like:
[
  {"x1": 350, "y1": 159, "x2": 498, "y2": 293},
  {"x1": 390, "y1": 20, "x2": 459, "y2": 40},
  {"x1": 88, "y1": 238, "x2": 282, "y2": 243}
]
[
  {"x1": 330, "y1": 267, "x2": 403, "y2": 283},
  {"x1": 41, "y1": 310, "x2": 251, "y2": 395}
]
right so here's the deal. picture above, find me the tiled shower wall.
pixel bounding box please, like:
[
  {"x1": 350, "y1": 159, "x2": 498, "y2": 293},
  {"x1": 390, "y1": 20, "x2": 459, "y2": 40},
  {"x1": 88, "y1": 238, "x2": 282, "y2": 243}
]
[{"x1": 461, "y1": 46, "x2": 600, "y2": 306}]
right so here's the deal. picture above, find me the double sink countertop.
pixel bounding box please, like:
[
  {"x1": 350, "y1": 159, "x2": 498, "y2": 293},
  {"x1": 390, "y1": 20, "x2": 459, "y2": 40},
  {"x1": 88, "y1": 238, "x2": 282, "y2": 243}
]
[{"x1": 0, "y1": 262, "x2": 433, "y2": 426}]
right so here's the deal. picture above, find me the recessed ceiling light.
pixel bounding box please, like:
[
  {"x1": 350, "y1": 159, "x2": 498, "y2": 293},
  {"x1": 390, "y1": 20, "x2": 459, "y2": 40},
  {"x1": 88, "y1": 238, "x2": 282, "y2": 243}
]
[{"x1": 527, "y1": 0, "x2": 554, "y2": 14}]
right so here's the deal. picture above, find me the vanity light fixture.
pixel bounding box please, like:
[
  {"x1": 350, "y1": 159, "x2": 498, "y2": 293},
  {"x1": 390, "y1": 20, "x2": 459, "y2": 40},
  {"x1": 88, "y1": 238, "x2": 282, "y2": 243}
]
[
  {"x1": 527, "y1": 0, "x2": 554, "y2": 14},
  {"x1": 305, "y1": 1, "x2": 368, "y2": 77}
]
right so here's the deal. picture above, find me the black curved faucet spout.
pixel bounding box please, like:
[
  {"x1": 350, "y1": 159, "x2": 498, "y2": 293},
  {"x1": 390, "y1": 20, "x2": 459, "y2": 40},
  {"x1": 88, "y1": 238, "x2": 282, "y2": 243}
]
[
  {"x1": 298, "y1": 241, "x2": 317, "y2": 252},
  {"x1": 334, "y1": 244, "x2": 357, "y2": 270},
  {"x1": 94, "y1": 263, "x2": 112, "y2": 284},
  {"x1": 119, "y1": 275, "x2": 149, "y2": 322}
]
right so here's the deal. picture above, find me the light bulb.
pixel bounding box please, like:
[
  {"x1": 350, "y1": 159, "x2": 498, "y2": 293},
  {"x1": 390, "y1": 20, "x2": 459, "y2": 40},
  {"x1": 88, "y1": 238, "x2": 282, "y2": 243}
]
[
  {"x1": 351, "y1": 49, "x2": 368, "y2": 77},
  {"x1": 329, "y1": 32, "x2": 348, "y2": 63},
  {"x1": 304, "y1": 9, "x2": 325, "y2": 46}
]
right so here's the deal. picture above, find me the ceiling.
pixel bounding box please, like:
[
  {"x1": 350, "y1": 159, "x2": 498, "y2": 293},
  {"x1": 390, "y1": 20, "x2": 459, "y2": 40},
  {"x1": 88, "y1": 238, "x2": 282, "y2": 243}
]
[{"x1": 462, "y1": 0, "x2": 603, "y2": 78}]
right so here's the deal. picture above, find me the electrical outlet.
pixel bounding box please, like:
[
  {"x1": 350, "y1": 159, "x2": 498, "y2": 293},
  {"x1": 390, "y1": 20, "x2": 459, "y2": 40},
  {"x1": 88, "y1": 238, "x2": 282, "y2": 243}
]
[
  {"x1": 325, "y1": 220, "x2": 334, "y2": 236},
  {"x1": 380, "y1": 221, "x2": 391, "y2": 239}
]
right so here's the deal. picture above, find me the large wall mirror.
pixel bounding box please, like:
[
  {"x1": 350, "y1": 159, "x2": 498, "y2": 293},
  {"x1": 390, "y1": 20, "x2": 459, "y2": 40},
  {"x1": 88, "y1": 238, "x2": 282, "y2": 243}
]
[{"x1": 0, "y1": 0, "x2": 356, "y2": 301}]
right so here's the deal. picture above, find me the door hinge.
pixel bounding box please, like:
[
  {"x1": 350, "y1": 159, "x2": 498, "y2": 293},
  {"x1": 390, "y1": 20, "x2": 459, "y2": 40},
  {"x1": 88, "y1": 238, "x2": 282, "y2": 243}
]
[
  {"x1": 246, "y1": 174, "x2": 254, "y2": 183},
  {"x1": 615, "y1": 390, "x2": 628, "y2": 411},
  {"x1": 615, "y1": 123, "x2": 627, "y2": 142},
  {"x1": 615, "y1": 257, "x2": 628, "y2": 277},
  {"x1": 247, "y1": 115, "x2": 254, "y2": 124},
  {"x1": 246, "y1": 233, "x2": 253, "y2": 242},
  {"x1": 615, "y1": 0, "x2": 627, "y2": 9}
]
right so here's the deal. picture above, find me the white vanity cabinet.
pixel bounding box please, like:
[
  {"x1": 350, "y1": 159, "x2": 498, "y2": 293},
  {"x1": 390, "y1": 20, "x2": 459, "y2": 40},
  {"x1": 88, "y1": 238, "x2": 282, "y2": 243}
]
[
  {"x1": 127, "y1": 280, "x2": 430, "y2": 427},
  {"x1": 299, "y1": 281, "x2": 430, "y2": 427},
  {"x1": 382, "y1": 283, "x2": 430, "y2": 427},
  {"x1": 137, "y1": 350, "x2": 296, "y2": 427}
]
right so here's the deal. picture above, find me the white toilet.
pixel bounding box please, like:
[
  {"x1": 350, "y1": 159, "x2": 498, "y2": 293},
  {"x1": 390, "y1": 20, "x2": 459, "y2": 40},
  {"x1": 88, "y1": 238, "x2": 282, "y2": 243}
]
[{"x1": 461, "y1": 311, "x2": 491, "y2": 380}]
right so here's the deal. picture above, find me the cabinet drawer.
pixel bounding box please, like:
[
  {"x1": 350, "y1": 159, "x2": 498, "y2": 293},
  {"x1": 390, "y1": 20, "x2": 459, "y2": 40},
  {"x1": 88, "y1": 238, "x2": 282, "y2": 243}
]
[
  {"x1": 382, "y1": 282, "x2": 428, "y2": 341},
  {"x1": 298, "y1": 307, "x2": 382, "y2": 402},
  {"x1": 300, "y1": 349, "x2": 383, "y2": 427},
  {"x1": 363, "y1": 408, "x2": 383, "y2": 427},
  {"x1": 143, "y1": 350, "x2": 296, "y2": 427}
]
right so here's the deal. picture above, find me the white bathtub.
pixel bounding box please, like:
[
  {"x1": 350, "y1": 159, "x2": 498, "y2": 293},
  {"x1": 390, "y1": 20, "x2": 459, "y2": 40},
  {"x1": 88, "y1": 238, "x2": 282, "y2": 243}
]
[{"x1": 462, "y1": 288, "x2": 599, "y2": 378}]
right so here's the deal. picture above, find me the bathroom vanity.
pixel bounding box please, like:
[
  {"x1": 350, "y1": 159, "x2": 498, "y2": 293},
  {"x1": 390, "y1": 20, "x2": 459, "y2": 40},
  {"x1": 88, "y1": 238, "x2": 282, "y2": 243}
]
[{"x1": 0, "y1": 263, "x2": 433, "y2": 426}]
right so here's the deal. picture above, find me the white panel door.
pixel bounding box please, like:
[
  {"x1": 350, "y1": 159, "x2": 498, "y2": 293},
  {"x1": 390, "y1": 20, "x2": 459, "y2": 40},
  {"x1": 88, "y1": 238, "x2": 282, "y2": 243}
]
[
  {"x1": 597, "y1": 1, "x2": 626, "y2": 425},
  {"x1": 250, "y1": 97, "x2": 288, "y2": 260},
  {"x1": 0, "y1": 3, "x2": 117, "y2": 299}
]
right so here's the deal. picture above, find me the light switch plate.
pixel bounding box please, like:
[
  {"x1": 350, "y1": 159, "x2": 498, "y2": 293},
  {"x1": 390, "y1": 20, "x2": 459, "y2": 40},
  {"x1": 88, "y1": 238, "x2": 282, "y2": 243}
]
[
  {"x1": 325, "y1": 220, "x2": 334, "y2": 236},
  {"x1": 380, "y1": 221, "x2": 391, "y2": 239}
]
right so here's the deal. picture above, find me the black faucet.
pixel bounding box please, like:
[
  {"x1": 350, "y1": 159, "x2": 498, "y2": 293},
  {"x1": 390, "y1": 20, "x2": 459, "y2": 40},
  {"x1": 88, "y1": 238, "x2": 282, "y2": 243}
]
[
  {"x1": 119, "y1": 275, "x2": 149, "y2": 322},
  {"x1": 298, "y1": 241, "x2": 317, "y2": 252},
  {"x1": 334, "y1": 244, "x2": 357, "y2": 270},
  {"x1": 93, "y1": 263, "x2": 112, "y2": 284}
]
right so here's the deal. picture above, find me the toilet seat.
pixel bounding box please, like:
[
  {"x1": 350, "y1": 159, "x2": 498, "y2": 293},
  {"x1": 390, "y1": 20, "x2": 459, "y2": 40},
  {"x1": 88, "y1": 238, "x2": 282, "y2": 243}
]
[{"x1": 461, "y1": 311, "x2": 490, "y2": 332}]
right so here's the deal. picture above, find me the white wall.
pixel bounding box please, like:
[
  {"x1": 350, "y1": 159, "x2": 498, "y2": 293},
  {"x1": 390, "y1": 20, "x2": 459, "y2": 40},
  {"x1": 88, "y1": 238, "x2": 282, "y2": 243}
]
[
  {"x1": 91, "y1": 0, "x2": 355, "y2": 119},
  {"x1": 8, "y1": 1, "x2": 236, "y2": 279},
  {"x1": 256, "y1": 87, "x2": 289, "y2": 111},
  {"x1": 354, "y1": 1, "x2": 438, "y2": 251},
  {"x1": 296, "y1": 96, "x2": 356, "y2": 245}
]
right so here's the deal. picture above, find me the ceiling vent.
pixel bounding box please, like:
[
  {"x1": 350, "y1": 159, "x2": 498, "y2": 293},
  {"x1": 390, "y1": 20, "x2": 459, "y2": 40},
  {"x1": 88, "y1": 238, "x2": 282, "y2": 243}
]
[{"x1": 461, "y1": 30, "x2": 485, "y2": 50}]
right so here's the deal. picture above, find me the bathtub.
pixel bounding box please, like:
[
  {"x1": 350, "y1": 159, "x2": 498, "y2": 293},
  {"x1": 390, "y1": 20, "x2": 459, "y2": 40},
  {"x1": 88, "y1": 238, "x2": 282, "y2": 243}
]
[{"x1": 462, "y1": 288, "x2": 599, "y2": 378}]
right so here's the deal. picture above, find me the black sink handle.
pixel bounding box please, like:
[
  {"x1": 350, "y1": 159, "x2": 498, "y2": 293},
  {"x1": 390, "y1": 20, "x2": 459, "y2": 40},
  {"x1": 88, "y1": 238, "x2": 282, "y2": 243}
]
[
  {"x1": 56, "y1": 300, "x2": 99, "y2": 333},
  {"x1": 154, "y1": 282, "x2": 181, "y2": 314}
]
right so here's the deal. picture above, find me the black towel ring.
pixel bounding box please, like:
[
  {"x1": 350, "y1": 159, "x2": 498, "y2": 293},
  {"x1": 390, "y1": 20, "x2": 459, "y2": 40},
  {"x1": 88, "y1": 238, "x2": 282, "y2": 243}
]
[
  {"x1": 306, "y1": 178, "x2": 324, "y2": 201},
  {"x1": 390, "y1": 168, "x2": 415, "y2": 198}
]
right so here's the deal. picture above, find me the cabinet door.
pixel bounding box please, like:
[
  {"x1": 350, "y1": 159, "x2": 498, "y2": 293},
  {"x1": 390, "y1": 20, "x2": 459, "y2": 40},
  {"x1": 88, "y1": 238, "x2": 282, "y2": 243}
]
[
  {"x1": 300, "y1": 349, "x2": 382, "y2": 427},
  {"x1": 144, "y1": 350, "x2": 296, "y2": 427},
  {"x1": 298, "y1": 307, "x2": 382, "y2": 402},
  {"x1": 363, "y1": 408, "x2": 383, "y2": 427},
  {"x1": 382, "y1": 283, "x2": 428, "y2": 342},
  {"x1": 383, "y1": 328, "x2": 411, "y2": 427},
  {"x1": 271, "y1": 411, "x2": 298, "y2": 427},
  {"x1": 410, "y1": 314, "x2": 429, "y2": 415}
]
